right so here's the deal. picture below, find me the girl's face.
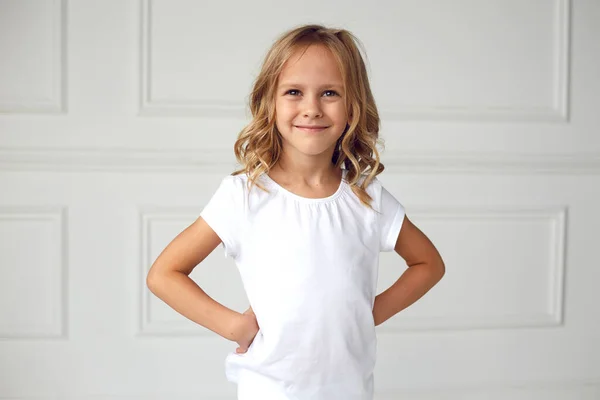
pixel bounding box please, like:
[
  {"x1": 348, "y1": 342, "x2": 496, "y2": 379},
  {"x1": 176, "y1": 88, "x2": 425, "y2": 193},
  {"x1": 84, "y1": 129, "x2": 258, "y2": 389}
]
[{"x1": 274, "y1": 44, "x2": 348, "y2": 162}]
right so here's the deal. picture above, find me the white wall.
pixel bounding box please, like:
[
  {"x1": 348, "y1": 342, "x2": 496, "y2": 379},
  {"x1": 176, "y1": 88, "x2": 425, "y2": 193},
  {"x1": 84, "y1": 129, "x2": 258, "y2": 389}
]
[{"x1": 0, "y1": 0, "x2": 599, "y2": 399}]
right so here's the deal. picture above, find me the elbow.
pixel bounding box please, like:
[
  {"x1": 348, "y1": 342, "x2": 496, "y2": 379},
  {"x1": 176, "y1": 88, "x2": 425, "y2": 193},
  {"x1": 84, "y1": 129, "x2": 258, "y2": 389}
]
[
  {"x1": 146, "y1": 272, "x2": 156, "y2": 294},
  {"x1": 147, "y1": 266, "x2": 181, "y2": 295},
  {"x1": 146, "y1": 268, "x2": 162, "y2": 294},
  {"x1": 436, "y1": 260, "x2": 446, "y2": 280},
  {"x1": 428, "y1": 257, "x2": 445, "y2": 281}
]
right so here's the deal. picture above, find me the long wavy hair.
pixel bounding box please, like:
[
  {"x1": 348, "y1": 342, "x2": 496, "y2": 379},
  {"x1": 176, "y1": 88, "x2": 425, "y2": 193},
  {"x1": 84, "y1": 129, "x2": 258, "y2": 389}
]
[{"x1": 232, "y1": 24, "x2": 386, "y2": 208}]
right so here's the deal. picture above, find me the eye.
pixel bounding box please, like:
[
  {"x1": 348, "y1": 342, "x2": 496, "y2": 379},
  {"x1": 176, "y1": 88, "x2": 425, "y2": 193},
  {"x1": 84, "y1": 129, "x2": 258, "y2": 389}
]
[
  {"x1": 323, "y1": 90, "x2": 339, "y2": 97},
  {"x1": 285, "y1": 89, "x2": 300, "y2": 96}
]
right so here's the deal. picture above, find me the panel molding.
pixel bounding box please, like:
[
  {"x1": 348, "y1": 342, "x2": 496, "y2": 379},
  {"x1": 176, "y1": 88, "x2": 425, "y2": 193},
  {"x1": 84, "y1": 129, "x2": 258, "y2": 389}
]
[
  {"x1": 0, "y1": 379, "x2": 597, "y2": 399},
  {"x1": 137, "y1": 206, "x2": 566, "y2": 335},
  {"x1": 374, "y1": 379, "x2": 600, "y2": 400},
  {"x1": 137, "y1": 207, "x2": 213, "y2": 337},
  {"x1": 378, "y1": 0, "x2": 571, "y2": 122},
  {"x1": 0, "y1": 0, "x2": 67, "y2": 114},
  {"x1": 1, "y1": 147, "x2": 599, "y2": 174},
  {"x1": 0, "y1": 206, "x2": 68, "y2": 339},
  {"x1": 378, "y1": 206, "x2": 567, "y2": 333},
  {"x1": 138, "y1": 0, "x2": 570, "y2": 122}
]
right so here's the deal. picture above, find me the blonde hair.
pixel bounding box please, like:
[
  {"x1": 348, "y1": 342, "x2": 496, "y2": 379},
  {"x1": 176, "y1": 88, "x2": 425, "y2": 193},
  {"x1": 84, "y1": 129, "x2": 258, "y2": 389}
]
[{"x1": 232, "y1": 24, "x2": 386, "y2": 208}]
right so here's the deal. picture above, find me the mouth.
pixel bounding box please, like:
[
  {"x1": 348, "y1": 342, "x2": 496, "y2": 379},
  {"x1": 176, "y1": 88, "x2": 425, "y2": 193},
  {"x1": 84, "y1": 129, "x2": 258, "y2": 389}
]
[{"x1": 294, "y1": 125, "x2": 329, "y2": 133}]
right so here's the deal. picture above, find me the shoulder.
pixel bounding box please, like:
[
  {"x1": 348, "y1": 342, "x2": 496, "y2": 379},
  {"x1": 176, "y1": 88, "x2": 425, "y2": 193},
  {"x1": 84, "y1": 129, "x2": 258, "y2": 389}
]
[
  {"x1": 207, "y1": 173, "x2": 249, "y2": 206},
  {"x1": 342, "y1": 171, "x2": 388, "y2": 210},
  {"x1": 218, "y1": 171, "x2": 271, "y2": 205},
  {"x1": 220, "y1": 172, "x2": 249, "y2": 191}
]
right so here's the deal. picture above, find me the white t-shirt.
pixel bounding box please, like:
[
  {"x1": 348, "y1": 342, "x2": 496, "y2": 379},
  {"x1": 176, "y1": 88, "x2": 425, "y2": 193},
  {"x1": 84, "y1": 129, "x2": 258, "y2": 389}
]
[{"x1": 200, "y1": 169, "x2": 405, "y2": 400}]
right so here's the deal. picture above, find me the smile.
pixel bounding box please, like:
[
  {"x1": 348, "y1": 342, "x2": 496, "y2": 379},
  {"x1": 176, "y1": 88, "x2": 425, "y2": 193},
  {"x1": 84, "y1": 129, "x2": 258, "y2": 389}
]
[{"x1": 294, "y1": 125, "x2": 328, "y2": 133}]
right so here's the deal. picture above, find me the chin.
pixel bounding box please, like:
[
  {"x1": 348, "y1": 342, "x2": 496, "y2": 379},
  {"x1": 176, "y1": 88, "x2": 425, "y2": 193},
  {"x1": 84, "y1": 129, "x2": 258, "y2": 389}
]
[
  {"x1": 278, "y1": 130, "x2": 341, "y2": 155},
  {"x1": 290, "y1": 142, "x2": 339, "y2": 157}
]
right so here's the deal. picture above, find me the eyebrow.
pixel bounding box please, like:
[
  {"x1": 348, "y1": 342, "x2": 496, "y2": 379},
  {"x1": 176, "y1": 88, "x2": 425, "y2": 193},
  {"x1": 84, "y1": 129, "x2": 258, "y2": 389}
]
[{"x1": 278, "y1": 82, "x2": 344, "y2": 90}]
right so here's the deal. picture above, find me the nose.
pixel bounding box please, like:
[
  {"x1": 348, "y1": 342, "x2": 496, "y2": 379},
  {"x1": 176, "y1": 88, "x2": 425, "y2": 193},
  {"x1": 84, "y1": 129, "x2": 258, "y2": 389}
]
[{"x1": 302, "y1": 95, "x2": 323, "y2": 118}]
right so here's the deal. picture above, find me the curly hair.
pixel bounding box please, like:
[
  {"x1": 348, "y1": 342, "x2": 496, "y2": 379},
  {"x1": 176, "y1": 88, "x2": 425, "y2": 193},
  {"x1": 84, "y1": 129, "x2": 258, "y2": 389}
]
[{"x1": 232, "y1": 24, "x2": 386, "y2": 209}]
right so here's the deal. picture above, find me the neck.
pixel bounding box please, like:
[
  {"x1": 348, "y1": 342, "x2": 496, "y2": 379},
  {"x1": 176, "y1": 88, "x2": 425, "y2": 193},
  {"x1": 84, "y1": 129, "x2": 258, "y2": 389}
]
[{"x1": 271, "y1": 154, "x2": 340, "y2": 184}]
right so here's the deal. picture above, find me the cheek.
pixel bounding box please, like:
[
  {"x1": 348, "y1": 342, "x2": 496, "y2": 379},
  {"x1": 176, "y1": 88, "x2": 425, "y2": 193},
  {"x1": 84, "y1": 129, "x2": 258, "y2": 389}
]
[
  {"x1": 329, "y1": 104, "x2": 348, "y2": 122},
  {"x1": 275, "y1": 102, "x2": 295, "y2": 122},
  {"x1": 274, "y1": 103, "x2": 290, "y2": 131}
]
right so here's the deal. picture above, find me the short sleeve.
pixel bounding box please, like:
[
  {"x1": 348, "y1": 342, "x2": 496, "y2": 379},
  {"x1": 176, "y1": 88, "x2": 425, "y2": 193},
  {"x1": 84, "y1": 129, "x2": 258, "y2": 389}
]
[
  {"x1": 377, "y1": 181, "x2": 406, "y2": 252},
  {"x1": 200, "y1": 175, "x2": 244, "y2": 259}
]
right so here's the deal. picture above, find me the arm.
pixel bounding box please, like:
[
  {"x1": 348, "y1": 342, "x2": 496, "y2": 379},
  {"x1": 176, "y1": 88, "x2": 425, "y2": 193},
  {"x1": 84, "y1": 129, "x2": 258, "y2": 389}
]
[
  {"x1": 146, "y1": 216, "x2": 253, "y2": 343},
  {"x1": 373, "y1": 216, "x2": 445, "y2": 326}
]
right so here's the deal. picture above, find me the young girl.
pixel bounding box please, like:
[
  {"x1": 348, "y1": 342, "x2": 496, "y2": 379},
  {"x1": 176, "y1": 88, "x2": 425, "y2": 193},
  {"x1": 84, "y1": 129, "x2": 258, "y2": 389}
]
[{"x1": 147, "y1": 24, "x2": 445, "y2": 400}]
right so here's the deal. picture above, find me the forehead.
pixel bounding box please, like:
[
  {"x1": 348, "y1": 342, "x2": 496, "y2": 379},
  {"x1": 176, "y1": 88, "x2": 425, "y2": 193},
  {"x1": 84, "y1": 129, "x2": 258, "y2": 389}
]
[{"x1": 278, "y1": 44, "x2": 343, "y2": 85}]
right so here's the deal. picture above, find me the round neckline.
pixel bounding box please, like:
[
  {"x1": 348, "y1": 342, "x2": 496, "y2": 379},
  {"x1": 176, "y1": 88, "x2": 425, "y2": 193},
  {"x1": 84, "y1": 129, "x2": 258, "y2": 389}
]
[{"x1": 262, "y1": 169, "x2": 348, "y2": 203}]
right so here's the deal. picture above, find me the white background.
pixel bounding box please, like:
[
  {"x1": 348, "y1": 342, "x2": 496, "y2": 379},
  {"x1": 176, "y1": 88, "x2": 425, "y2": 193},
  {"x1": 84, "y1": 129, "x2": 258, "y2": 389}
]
[{"x1": 0, "y1": 0, "x2": 599, "y2": 399}]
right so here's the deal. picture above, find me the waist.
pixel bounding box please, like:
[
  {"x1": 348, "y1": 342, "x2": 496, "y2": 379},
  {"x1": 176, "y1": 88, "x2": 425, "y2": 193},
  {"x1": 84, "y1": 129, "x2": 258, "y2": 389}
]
[
  {"x1": 226, "y1": 328, "x2": 377, "y2": 383},
  {"x1": 237, "y1": 368, "x2": 291, "y2": 400},
  {"x1": 233, "y1": 365, "x2": 375, "y2": 400}
]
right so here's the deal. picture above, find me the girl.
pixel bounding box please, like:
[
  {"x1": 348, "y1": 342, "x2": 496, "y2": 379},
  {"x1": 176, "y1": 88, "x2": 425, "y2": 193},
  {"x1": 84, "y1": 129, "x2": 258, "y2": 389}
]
[{"x1": 147, "y1": 24, "x2": 445, "y2": 400}]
